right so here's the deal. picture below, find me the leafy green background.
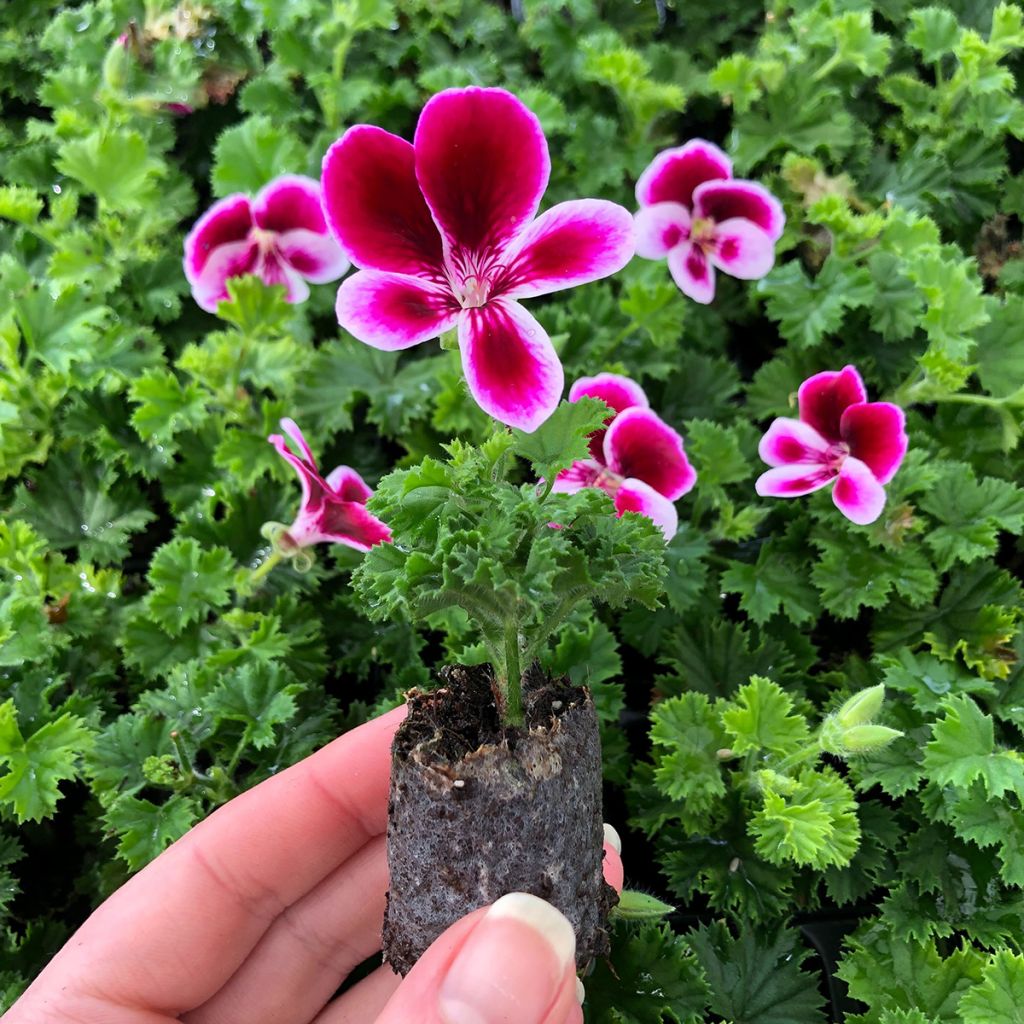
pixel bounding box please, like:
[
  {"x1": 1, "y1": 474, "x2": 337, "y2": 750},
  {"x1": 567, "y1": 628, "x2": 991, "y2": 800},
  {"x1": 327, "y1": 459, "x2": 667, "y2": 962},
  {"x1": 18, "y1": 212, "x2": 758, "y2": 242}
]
[{"x1": 2, "y1": 0, "x2": 1024, "y2": 1019}]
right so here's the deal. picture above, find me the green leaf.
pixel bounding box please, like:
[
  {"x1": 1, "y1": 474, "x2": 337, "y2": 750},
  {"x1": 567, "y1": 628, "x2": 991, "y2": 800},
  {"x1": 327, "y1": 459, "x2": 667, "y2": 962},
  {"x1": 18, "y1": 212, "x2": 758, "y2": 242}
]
[
  {"x1": 512, "y1": 398, "x2": 608, "y2": 483},
  {"x1": 0, "y1": 702, "x2": 92, "y2": 823},
  {"x1": 104, "y1": 794, "x2": 200, "y2": 871},
  {"x1": 907, "y1": 8, "x2": 961, "y2": 60},
  {"x1": 649, "y1": 693, "x2": 728, "y2": 814},
  {"x1": 721, "y1": 545, "x2": 820, "y2": 626},
  {"x1": 923, "y1": 695, "x2": 1024, "y2": 799},
  {"x1": 960, "y1": 950, "x2": 1024, "y2": 1024},
  {"x1": 877, "y1": 649, "x2": 996, "y2": 713},
  {"x1": 830, "y1": 10, "x2": 892, "y2": 76},
  {"x1": 215, "y1": 275, "x2": 293, "y2": 334},
  {"x1": 130, "y1": 369, "x2": 209, "y2": 446},
  {"x1": 57, "y1": 130, "x2": 163, "y2": 211},
  {"x1": 0, "y1": 186, "x2": 42, "y2": 225},
  {"x1": 687, "y1": 921, "x2": 827, "y2": 1024},
  {"x1": 757, "y1": 256, "x2": 875, "y2": 349},
  {"x1": 211, "y1": 116, "x2": 306, "y2": 197},
  {"x1": 721, "y1": 676, "x2": 810, "y2": 756},
  {"x1": 208, "y1": 664, "x2": 303, "y2": 750},
  {"x1": 144, "y1": 537, "x2": 236, "y2": 636}
]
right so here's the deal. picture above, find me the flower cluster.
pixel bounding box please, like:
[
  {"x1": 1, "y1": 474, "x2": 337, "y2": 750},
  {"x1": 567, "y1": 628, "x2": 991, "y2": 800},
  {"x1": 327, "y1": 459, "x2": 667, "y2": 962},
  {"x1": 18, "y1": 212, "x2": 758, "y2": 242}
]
[
  {"x1": 634, "y1": 139, "x2": 785, "y2": 304},
  {"x1": 180, "y1": 89, "x2": 908, "y2": 547},
  {"x1": 183, "y1": 175, "x2": 348, "y2": 312},
  {"x1": 554, "y1": 373, "x2": 696, "y2": 541}
]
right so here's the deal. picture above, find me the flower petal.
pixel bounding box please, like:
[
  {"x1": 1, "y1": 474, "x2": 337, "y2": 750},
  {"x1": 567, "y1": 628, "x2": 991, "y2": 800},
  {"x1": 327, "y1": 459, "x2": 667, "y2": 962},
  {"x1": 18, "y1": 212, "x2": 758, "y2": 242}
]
[
  {"x1": 604, "y1": 408, "x2": 696, "y2": 501},
  {"x1": 798, "y1": 365, "x2": 868, "y2": 443},
  {"x1": 335, "y1": 270, "x2": 459, "y2": 351},
  {"x1": 458, "y1": 298, "x2": 563, "y2": 432},
  {"x1": 253, "y1": 174, "x2": 328, "y2": 234},
  {"x1": 755, "y1": 463, "x2": 835, "y2": 498},
  {"x1": 634, "y1": 202, "x2": 692, "y2": 260},
  {"x1": 692, "y1": 179, "x2": 786, "y2": 241},
  {"x1": 615, "y1": 478, "x2": 679, "y2": 542},
  {"x1": 667, "y1": 242, "x2": 716, "y2": 304},
  {"x1": 258, "y1": 249, "x2": 310, "y2": 305},
  {"x1": 414, "y1": 87, "x2": 550, "y2": 258},
  {"x1": 569, "y1": 373, "x2": 649, "y2": 460},
  {"x1": 709, "y1": 218, "x2": 776, "y2": 280},
  {"x1": 832, "y1": 456, "x2": 886, "y2": 525},
  {"x1": 279, "y1": 417, "x2": 319, "y2": 469},
  {"x1": 552, "y1": 459, "x2": 604, "y2": 494},
  {"x1": 498, "y1": 199, "x2": 635, "y2": 299},
  {"x1": 840, "y1": 402, "x2": 908, "y2": 485},
  {"x1": 318, "y1": 499, "x2": 392, "y2": 552},
  {"x1": 270, "y1": 426, "x2": 322, "y2": 512},
  {"x1": 183, "y1": 194, "x2": 253, "y2": 284},
  {"x1": 191, "y1": 239, "x2": 259, "y2": 312},
  {"x1": 321, "y1": 125, "x2": 444, "y2": 277},
  {"x1": 635, "y1": 140, "x2": 732, "y2": 209},
  {"x1": 276, "y1": 228, "x2": 350, "y2": 284},
  {"x1": 325, "y1": 465, "x2": 373, "y2": 504},
  {"x1": 758, "y1": 417, "x2": 830, "y2": 467}
]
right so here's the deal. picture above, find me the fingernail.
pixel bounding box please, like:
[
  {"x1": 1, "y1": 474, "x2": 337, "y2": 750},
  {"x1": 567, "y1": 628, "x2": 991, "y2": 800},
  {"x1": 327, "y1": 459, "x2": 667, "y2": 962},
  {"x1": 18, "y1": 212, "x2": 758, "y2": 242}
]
[
  {"x1": 438, "y1": 893, "x2": 576, "y2": 1024},
  {"x1": 603, "y1": 822, "x2": 622, "y2": 855},
  {"x1": 576, "y1": 977, "x2": 586, "y2": 1004}
]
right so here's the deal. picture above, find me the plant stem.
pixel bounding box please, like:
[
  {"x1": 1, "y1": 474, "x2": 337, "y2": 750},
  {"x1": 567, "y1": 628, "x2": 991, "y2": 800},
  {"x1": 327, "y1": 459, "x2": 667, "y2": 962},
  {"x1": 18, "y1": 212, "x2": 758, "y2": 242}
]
[
  {"x1": 503, "y1": 619, "x2": 525, "y2": 728},
  {"x1": 244, "y1": 549, "x2": 284, "y2": 592}
]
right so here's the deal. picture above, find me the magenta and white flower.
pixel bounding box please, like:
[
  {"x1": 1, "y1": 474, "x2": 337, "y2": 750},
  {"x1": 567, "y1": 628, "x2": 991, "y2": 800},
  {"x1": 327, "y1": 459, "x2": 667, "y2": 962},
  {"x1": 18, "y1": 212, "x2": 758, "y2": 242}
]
[
  {"x1": 553, "y1": 373, "x2": 696, "y2": 540},
  {"x1": 320, "y1": 87, "x2": 636, "y2": 432},
  {"x1": 268, "y1": 419, "x2": 391, "y2": 553},
  {"x1": 755, "y1": 366, "x2": 908, "y2": 526},
  {"x1": 183, "y1": 175, "x2": 349, "y2": 313},
  {"x1": 634, "y1": 139, "x2": 785, "y2": 304}
]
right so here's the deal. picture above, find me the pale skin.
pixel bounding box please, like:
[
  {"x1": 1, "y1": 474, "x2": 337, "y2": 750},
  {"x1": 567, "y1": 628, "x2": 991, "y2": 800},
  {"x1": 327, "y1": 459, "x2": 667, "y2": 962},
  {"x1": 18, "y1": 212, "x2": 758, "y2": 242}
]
[{"x1": 7, "y1": 705, "x2": 624, "y2": 1024}]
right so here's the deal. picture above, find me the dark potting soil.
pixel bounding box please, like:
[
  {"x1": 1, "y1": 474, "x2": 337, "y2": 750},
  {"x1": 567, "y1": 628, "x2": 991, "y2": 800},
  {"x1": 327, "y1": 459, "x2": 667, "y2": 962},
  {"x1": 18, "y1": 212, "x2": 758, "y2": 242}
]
[{"x1": 382, "y1": 662, "x2": 616, "y2": 976}]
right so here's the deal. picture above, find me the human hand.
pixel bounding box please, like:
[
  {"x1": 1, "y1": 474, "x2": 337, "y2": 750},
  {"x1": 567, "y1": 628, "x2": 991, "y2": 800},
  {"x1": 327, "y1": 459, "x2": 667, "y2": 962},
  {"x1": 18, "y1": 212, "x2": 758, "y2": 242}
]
[{"x1": 7, "y1": 705, "x2": 624, "y2": 1024}]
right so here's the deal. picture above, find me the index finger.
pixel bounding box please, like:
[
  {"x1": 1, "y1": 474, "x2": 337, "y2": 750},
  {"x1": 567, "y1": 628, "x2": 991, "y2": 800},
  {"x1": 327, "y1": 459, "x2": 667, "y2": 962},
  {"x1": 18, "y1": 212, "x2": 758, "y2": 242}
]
[{"x1": 12, "y1": 704, "x2": 407, "y2": 1019}]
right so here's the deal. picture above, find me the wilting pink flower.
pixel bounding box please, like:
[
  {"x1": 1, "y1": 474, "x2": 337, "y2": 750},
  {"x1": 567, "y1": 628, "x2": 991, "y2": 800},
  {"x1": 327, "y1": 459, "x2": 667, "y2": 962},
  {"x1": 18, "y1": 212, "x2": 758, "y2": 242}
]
[
  {"x1": 755, "y1": 366, "x2": 908, "y2": 525},
  {"x1": 320, "y1": 87, "x2": 636, "y2": 432},
  {"x1": 184, "y1": 176, "x2": 349, "y2": 313},
  {"x1": 553, "y1": 373, "x2": 696, "y2": 540},
  {"x1": 268, "y1": 419, "x2": 391, "y2": 552},
  {"x1": 634, "y1": 139, "x2": 784, "y2": 304}
]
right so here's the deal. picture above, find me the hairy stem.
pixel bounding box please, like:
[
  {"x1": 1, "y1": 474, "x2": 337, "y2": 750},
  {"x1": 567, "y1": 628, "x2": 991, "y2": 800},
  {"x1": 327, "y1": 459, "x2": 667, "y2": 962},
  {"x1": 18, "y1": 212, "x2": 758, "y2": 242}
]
[{"x1": 502, "y1": 619, "x2": 525, "y2": 728}]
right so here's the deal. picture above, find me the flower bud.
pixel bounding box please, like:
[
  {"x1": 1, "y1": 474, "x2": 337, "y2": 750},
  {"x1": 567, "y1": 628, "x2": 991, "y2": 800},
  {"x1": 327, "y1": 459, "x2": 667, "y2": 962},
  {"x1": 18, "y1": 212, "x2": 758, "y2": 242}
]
[
  {"x1": 840, "y1": 724, "x2": 903, "y2": 753},
  {"x1": 836, "y1": 684, "x2": 886, "y2": 728}
]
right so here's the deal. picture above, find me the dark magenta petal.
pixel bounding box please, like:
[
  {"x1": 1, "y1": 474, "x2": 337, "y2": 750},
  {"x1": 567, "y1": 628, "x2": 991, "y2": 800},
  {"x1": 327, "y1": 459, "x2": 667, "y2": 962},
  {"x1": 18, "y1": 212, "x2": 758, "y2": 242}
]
[
  {"x1": 667, "y1": 242, "x2": 716, "y2": 304},
  {"x1": 758, "y1": 417, "x2": 830, "y2": 467},
  {"x1": 498, "y1": 199, "x2": 635, "y2": 299},
  {"x1": 321, "y1": 125, "x2": 445, "y2": 277},
  {"x1": 458, "y1": 298, "x2": 563, "y2": 432},
  {"x1": 276, "y1": 228, "x2": 349, "y2": 284},
  {"x1": 840, "y1": 402, "x2": 908, "y2": 485},
  {"x1": 709, "y1": 219, "x2": 776, "y2": 280},
  {"x1": 635, "y1": 139, "x2": 732, "y2": 209},
  {"x1": 325, "y1": 465, "x2": 373, "y2": 504},
  {"x1": 279, "y1": 417, "x2": 319, "y2": 470},
  {"x1": 569, "y1": 373, "x2": 649, "y2": 460},
  {"x1": 183, "y1": 194, "x2": 253, "y2": 282},
  {"x1": 615, "y1": 478, "x2": 679, "y2": 541},
  {"x1": 253, "y1": 175, "x2": 328, "y2": 234},
  {"x1": 604, "y1": 408, "x2": 696, "y2": 501},
  {"x1": 269, "y1": 427, "x2": 326, "y2": 514},
  {"x1": 318, "y1": 498, "x2": 393, "y2": 552},
  {"x1": 634, "y1": 202, "x2": 691, "y2": 259},
  {"x1": 414, "y1": 87, "x2": 550, "y2": 259},
  {"x1": 755, "y1": 463, "x2": 834, "y2": 498},
  {"x1": 798, "y1": 366, "x2": 868, "y2": 443},
  {"x1": 692, "y1": 179, "x2": 786, "y2": 241},
  {"x1": 832, "y1": 456, "x2": 886, "y2": 525},
  {"x1": 191, "y1": 239, "x2": 259, "y2": 312},
  {"x1": 335, "y1": 270, "x2": 459, "y2": 351}
]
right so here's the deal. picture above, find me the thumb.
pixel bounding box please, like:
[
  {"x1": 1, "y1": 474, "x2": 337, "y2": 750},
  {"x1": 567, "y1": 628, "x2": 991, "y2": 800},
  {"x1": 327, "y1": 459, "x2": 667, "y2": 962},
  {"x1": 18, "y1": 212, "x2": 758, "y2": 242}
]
[{"x1": 376, "y1": 892, "x2": 583, "y2": 1024}]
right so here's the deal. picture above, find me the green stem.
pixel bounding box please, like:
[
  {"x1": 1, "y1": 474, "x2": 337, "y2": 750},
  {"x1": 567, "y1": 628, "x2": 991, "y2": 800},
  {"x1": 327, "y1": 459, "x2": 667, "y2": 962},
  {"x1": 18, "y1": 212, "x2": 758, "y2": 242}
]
[
  {"x1": 244, "y1": 549, "x2": 284, "y2": 592},
  {"x1": 502, "y1": 619, "x2": 524, "y2": 728},
  {"x1": 773, "y1": 737, "x2": 823, "y2": 776},
  {"x1": 226, "y1": 727, "x2": 251, "y2": 777},
  {"x1": 811, "y1": 51, "x2": 842, "y2": 82}
]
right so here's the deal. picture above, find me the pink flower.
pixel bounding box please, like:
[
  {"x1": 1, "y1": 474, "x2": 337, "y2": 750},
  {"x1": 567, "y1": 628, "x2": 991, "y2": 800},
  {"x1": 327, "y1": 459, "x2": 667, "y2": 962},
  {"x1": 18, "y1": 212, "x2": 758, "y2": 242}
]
[
  {"x1": 553, "y1": 373, "x2": 696, "y2": 540},
  {"x1": 634, "y1": 139, "x2": 785, "y2": 304},
  {"x1": 183, "y1": 175, "x2": 349, "y2": 313},
  {"x1": 320, "y1": 87, "x2": 636, "y2": 432},
  {"x1": 268, "y1": 419, "x2": 392, "y2": 552},
  {"x1": 755, "y1": 366, "x2": 908, "y2": 526}
]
